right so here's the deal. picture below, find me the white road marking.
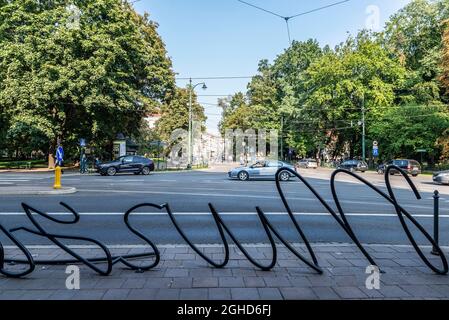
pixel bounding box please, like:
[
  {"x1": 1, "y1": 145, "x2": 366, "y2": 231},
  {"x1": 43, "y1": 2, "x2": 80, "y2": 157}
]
[
  {"x1": 0, "y1": 211, "x2": 447, "y2": 218},
  {"x1": 74, "y1": 188, "x2": 441, "y2": 210}
]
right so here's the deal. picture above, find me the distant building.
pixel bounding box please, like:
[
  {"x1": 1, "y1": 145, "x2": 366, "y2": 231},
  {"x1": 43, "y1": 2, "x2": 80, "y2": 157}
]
[
  {"x1": 194, "y1": 132, "x2": 223, "y2": 165},
  {"x1": 145, "y1": 113, "x2": 161, "y2": 129}
]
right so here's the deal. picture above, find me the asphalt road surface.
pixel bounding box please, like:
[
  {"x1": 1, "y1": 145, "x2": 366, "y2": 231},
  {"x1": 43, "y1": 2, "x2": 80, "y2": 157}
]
[{"x1": 1, "y1": 168, "x2": 449, "y2": 246}]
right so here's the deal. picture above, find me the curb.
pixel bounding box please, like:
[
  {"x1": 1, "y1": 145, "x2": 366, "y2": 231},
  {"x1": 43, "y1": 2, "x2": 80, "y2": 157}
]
[{"x1": 0, "y1": 187, "x2": 77, "y2": 195}]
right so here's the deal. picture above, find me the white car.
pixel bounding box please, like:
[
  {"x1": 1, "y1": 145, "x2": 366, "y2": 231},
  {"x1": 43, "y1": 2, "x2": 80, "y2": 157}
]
[
  {"x1": 296, "y1": 159, "x2": 318, "y2": 169},
  {"x1": 228, "y1": 160, "x2": 296, "y2": 181},
  {"x1": 433, "y1": 171, "x2": 449, "y2": 185}
]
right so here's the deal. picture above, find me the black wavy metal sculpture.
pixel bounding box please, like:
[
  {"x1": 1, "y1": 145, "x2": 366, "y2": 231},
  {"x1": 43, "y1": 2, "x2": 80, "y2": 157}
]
[{"x1": 0, "y1": 165, "x2": 447, "y2": 278}]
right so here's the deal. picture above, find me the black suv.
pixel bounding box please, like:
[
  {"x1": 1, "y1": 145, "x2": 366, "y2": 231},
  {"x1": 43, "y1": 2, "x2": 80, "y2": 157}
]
[
  {"x1": 97, "y1": 156, "x2": 155, "y2": 176},
  {"x1": 377, "y1": 159, "x2": 421, "y2": 177},
  {"x1": 338, "y1": 160, "x2": 368, "y2": 173}
]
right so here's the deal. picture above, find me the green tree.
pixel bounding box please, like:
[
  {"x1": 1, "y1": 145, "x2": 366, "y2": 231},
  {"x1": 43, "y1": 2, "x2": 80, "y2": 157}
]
[
  {"x1": 156, "y1": 87, "x2": 206, "y2": 142},
  {"x1": 301, "y1": 32, "x2": 406, "y2": 158},
  {"x1": 0, "y1": 0, "x2": 175, "y2": 162},
  {"x1": 440, "y1": 19, "x2": 449, "y2": 96},
  {"x1": 370, "y1": 105, "x2": 449, "y2": 163},
  {"x1": 381, "y1": 0, "x2": 449, "y2": 104}
]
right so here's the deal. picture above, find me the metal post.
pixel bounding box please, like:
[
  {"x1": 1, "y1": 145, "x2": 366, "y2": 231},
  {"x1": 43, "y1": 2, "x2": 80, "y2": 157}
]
[
  {"x1": 53, "y1": 166, "x2": 62, "y2": 189},
  {"x1": 431, "y1": 190, "x2": 440, "y2": 256},
  {"x1": 188, "y1": 78, "x2": 193, "y2": 169},
  {"x1": 157, "y1": 141, "x2": 160, "y2": 171},
  {"x1": 280, "y1": 115, "x2": 284, "y2": 161},
  {"x1": 223, "y1": 135, "x2": 225, "y2": 163},
  {"x1": 361, "y1": 98, "x2": 366, "y2": 162}
]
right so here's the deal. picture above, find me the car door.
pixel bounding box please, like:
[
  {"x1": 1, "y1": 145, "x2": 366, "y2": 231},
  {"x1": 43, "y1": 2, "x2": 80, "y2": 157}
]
[
  {"x1": 119, "y1": 156, "x2": 134, "y2": 172},
  {"x1": 130, "y1": 156, "x2": 144, "y2": 172},
  {"x1": 263, "y1": 161, "x2": 281, "y2": 177},
  {"x1": 248, "y1": 161, "x2": 265, "y2": 178}
]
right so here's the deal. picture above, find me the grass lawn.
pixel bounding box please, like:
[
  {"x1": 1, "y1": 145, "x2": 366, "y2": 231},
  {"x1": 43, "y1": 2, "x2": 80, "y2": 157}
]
[{"x1": 0, "y1": 159, "x2": 47, "y2": 169}]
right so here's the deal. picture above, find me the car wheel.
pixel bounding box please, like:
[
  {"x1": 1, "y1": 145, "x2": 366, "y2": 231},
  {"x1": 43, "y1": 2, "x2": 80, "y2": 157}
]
[
  {"x1": 349, "y1": 167, "x2": 355, "y2": 173},
  {"x1": 238, "y1": 171, "x2": 249, "y2": 181},
  {"x1": 142, "y1": 166, "x2": 151, "y2": 175},
  {"x1": 106, "y1": 167, "x2": 117, "y2": 176},
  {"x1": 377, "y1": 169, "x2": 383, "y2": 174},
  {"x1": 279, "y1": 171, "x2": 290, "y2": 181}
]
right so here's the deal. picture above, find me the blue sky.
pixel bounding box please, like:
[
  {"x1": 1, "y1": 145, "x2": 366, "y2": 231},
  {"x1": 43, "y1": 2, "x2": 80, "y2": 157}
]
[{"x1": 133, "y1": 0, "x2": 411, "y2": 133}]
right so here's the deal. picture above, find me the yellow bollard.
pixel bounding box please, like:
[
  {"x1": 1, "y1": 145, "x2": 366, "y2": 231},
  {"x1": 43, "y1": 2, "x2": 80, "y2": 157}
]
[{"x1": 53, "y1": 166, "x2": 62, "y2": 189}]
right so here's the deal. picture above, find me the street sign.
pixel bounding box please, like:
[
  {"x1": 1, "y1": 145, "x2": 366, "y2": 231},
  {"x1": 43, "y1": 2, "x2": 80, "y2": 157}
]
[
  {"x1": 373, "y1": 141, "x2": 378, "y2": 147},
  {"x1": 56, "y1": 146, "x2": 64, "y2": 162},
  {"x1": 416, "y1": 149, "x2": 427, "y2": 153},
  {"x1": 79, "y1": 138, "x2": 86, "y2": 147},
  {"x1": 373, "y1": 148, "x2": 379, "y2": 157}
]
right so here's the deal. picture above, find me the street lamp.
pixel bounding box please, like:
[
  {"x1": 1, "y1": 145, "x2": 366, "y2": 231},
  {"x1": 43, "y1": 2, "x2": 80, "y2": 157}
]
[{"x1": 188, "y1": 78, "x2": 207, "y2": 169}]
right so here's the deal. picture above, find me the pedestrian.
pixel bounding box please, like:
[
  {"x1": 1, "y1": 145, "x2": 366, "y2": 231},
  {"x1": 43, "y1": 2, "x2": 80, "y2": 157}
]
[{"x1": 80, "y1": 154, "x2": 87, "y2": 174}]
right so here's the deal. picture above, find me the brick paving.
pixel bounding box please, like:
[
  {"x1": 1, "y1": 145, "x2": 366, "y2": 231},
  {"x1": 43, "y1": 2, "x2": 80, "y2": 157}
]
[{"x1": 1, "y1": 243, "x2": 449, "y2": 300}]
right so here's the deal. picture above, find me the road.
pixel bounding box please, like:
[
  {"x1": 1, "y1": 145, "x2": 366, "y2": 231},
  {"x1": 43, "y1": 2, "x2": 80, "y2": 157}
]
[{"x1": 0, "y1": 168, "x2": 448, "y2": 245}]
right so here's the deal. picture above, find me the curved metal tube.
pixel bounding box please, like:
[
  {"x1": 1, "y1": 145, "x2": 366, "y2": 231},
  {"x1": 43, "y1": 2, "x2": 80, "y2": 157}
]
[
  {"x1": 1, "y1": 165, "x2": 447, "y2": 278},
  {"x1": 330, "y1": 166, "x2": 448, "y2": 275},
  {"x1": 0, "y1": 224, "x2": 35, "y2": 278}
]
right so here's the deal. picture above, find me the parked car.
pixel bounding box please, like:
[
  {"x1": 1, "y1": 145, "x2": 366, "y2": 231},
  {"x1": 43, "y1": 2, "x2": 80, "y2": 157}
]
[
  {"x1": 97, "y1": 155, "x2": 155, "y2": 176},
  {"x1": 377, "y1": 159, "x2": 421, "y2": 177},
  {"x1": 228, "y1": 160, "x2": 296, "y2": 181},
  {"x1": 338, "y1": 160, "x2": 368, "y2": 173},
  {"x1": 296, "y1": 159, "x2": 318, "y2": 169},
  {"x1": 433, "y1": 170, "x2": 449, "y2": 185}
]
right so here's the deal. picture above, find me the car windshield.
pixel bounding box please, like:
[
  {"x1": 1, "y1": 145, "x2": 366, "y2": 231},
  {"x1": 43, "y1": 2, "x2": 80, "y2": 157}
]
[
  {"x1": 394, "y1": 160, "x2": 408, "y2": 166},
  {"x1": 267, "y1": 161, "x2": 281, "y2": 167},
  {"x1": 250, "y1": 161, "x2": 265, "y2": 168}
]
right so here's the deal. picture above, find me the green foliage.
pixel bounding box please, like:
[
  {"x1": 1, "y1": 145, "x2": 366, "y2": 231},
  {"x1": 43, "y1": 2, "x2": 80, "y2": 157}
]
[
  {"x1": 381, "y1": 0, "x2": 449, "y2": 104},
  {"x1": 156, "y1": 87, "x2": 206, "y2": 142},
  {"x1": 0, "y1": 0, "x2": 175, "y2": 160},
  {"x1": 220, "y1": 1, "x2": 449, "y2": 164},
  {"x1": 370, "y1": 105, "x2": 449, "y2": 160},
  {"x1": 441, "y1": 19, "x2": 449, "y2": 95}
]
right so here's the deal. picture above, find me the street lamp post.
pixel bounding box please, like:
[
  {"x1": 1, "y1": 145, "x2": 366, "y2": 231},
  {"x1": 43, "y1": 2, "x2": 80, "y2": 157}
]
[
  {"x1": 188, "y1": 78, "x2": 207, "y2": 169},
  {"x1": 361, "y1": 97, "x2": 366, "y2": 161}
]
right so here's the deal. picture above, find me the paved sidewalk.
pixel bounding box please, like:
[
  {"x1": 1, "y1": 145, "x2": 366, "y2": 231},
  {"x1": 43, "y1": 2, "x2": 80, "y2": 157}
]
[
  {"x1": 0, "y1": 186, "x2": 77, "y2": 195},
  {"x1": 1, "y1": 243, "x2": 449, "y2": 300}
]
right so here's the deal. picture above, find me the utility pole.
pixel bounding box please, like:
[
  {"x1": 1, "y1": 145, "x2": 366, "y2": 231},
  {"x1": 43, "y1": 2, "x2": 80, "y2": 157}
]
[
  {"x1": 188, "y1": 78, "x2": 193, "y2": 169},
  {"x1": 361, "y1": 96, "x2": 366, "y2": 161},
  {"x1": 187, "y1": 79, "x2": 207, "y2": 169},
  {"x1": 280, "y1": 115, "x2": 284, "y2": 161}
]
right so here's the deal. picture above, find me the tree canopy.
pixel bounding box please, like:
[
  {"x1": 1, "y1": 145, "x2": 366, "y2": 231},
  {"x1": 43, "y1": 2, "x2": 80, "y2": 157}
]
[
  {"x1": 0, "y1": 0, "x2": 175, "y2": 160},
  {"x1": 220, "y1": 0, "x2": 449, "y2": 165}
]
